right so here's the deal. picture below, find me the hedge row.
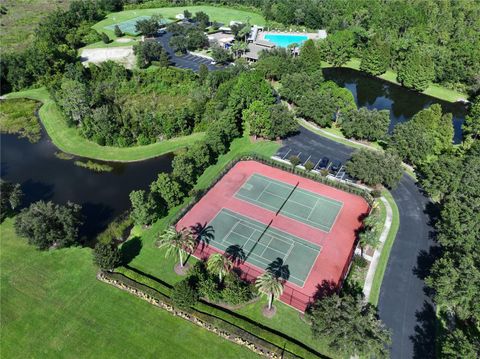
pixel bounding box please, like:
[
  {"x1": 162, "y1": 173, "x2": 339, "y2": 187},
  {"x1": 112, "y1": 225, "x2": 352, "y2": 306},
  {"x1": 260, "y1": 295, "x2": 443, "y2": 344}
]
[{"x1": 100, "y1": 271, "x2": 320, "y2": 359}]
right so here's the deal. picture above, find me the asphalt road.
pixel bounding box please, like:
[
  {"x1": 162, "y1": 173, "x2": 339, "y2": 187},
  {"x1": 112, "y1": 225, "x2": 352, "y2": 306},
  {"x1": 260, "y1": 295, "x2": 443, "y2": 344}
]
[{"x1": 276, "y1": 126, "x2": 437, "y2": 358}]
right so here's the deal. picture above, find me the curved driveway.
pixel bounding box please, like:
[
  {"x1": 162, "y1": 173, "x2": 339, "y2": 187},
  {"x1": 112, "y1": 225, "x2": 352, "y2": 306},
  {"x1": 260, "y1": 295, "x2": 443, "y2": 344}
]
[{"x1": 277, "y1": 127, "x2": 436, "y2": 358}]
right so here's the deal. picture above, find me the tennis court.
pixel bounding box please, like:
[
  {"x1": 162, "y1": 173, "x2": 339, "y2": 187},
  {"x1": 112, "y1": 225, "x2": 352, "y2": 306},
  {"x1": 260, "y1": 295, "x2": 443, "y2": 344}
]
[
  {"x1": 206, "y1": 208, "x2": 321, "y2": 287},
  {"x1": 235, "y1": 174, "x2": 343, "y2": 232},
  {"x1": 104, "y1": 16, "x2": 168, "y2": 35}
]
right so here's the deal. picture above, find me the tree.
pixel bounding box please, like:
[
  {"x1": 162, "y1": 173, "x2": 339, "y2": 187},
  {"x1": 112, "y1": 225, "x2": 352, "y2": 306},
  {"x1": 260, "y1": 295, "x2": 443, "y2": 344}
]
[
  {"x1": 391, "y1": 104, "x2": 454, "y2": 166},
  {"x1": 169, "y1": 34, "x2": 188, "y2": 54},
  {"x1": 211, "y1": 45, "x2": 231, "y2": 64},
  {"x1": 339, "y1": 108, "x2": 390, "y2": 141},
  {"x1": 172, "y1": 151, "x2": 197, "y2": 189},
  {"x1": 156, "y1": 226, "x2": 196, "y2": 269},
  {"x1": 360, "y1": 36, "x2": 390, "y2": 76},
  {"x1": 255, "y1": 270, "x2": 283, "y2": 311},
  {"x1": 207, "y1": 253, "x2": 233, "y2": 283},
  {"x1": 93, "y1": 242, "x2": 121, "y2": 271},
  {"x1": 172, "y1": 279, "x2": 198, "y2": 309},
  {"x1": 346, "y1": 149, "x2": 403, "y2": 188},
  {"x1": 298, "y1": 39, "x2": 322, "y2": 73},
  {"x1": 280, "y1": 70, "x2": 323, "y2": 104},
  {"x1": 100, "y1": 32, "x2": 110, "y2": 44},
  {"x1": 129, "y1": 190, "x2": 159, "y2": 226},
  {"x1": 397, "y1": 48, "x2": 435, "y2": 91},
  {"x1": 183, "y1": 10, "x2": 192, "y2": 20},
  {"x1": 309, "y1": 293, "x2": 391, "y2": 358},
  {"x1": 198, "y1": 64, "x2": 209, "y2": 83},
  {"x1": 463, "y1": 96, "x2": 480, "y2": 139},
  {"x1": 269, "y1": 103, "x2": 299, "y2": 139},
  {"x1": 289, "y1": 155, "x2": 300, "y2": 167},
  {"x1": 185, "y1": 28, "x2": 208, "y2": 50},
  {"x1": 231, "y1": 41, "x2": 248, "y2": 58},
  {"x1": 133, "y1": 41, "x2": 169, "y2": 68},
  {"x1": 150, "y1": 173, "x2": 184, "y2": 209},
  {"x1": 194, "y1": 11, "x2": 209, "y2": 30},
  {"x1": 242, "y1": 100, "x2": 271, "y2": 139},
  {"x1": 441, "y1": 329, "x2": 479, "y2": 359},
  {"x1": 323, "y1": 30, "x2": 354, "y2": 67},
  {"x1": 15, "y1": 201, "x2": 82, "y2": 250},
  {"x1": 0, "y1": 180, "x2": 23, "y2": 221},
  {"x1": 56, "y1": 78, "x2": 91, "y2": 126},
  {"x1": 113, "y1": 25, "x2": 123, "y2": 37},
  {"x1": 135, "y1": 15, "x2": 163, "y2": 37}
]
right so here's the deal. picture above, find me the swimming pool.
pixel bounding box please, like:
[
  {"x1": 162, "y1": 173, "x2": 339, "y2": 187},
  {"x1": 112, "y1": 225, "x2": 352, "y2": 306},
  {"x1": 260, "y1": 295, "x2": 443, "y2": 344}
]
[{"x1": 263, "y1": 34, "x2": 309, "y2": 47}]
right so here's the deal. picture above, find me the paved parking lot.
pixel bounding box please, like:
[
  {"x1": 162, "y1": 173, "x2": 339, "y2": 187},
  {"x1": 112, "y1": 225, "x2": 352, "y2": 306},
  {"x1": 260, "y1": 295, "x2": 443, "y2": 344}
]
[
  {"x1": 156, "y1": 32, "x2": 223, "y2": 72},
  {"x1": 275, "y1": 126, "x2": 355, "y2": 181}
]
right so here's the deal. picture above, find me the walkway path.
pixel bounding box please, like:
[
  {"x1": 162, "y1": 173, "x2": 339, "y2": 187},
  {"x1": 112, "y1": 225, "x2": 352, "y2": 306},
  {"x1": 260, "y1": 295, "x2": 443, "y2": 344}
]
[{"x1": 362, "y1": 196, "x2": 392, "y2": 300}]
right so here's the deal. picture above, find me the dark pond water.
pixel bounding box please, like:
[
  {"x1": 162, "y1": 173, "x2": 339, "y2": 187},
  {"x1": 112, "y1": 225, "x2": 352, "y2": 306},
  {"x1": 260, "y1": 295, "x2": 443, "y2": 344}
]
[
  {"x1": 0, "y1": 129, "x2": 172, "y2": 238},
  {"x1": 324, "y1": 68, "x2": 467, "y2": 143}
]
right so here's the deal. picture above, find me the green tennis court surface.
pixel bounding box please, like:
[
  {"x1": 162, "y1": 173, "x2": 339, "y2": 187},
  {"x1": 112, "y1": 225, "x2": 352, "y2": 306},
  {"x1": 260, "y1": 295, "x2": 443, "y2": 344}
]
[
  {"x1": 104, "y1": 16, "x2": 168, "y2": 35},
  {"x1": 206, "y1": 208, "x2": 321, "y2": 287},
  {"x1": 235, "y1": 174, "x2": 343, "y2": 232}
]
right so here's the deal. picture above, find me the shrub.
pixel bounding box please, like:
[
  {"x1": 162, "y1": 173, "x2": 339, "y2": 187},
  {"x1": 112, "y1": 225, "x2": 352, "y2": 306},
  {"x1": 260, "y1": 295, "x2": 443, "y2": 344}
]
[
  {"x1": 101, "y1": 32, "x2": 110, "y2": 44},
  {"x1": 222, "y1": 272, "x2": 254, "y2": 305},
  {"x1": 289, "y1": 155, "x2": 300, "y2": 167},
  {"x1": 198, "y1": 276, "x2": 222, "y2": 302},
  {"x1": 352, "y1": 255, "x2": 368, "y2": 268},
  {"x1": 172, "y1": 279, "x2": 199, "y2": 309},
  {"x1": 114, "y1": 25, "x2": 123, "y2": 37},
  {"x1": 304, "y1": 160, "x2": 314, "y2": 172},
  {"x1": 93, "y1": 242, "x2": 121, "y2": 271}
]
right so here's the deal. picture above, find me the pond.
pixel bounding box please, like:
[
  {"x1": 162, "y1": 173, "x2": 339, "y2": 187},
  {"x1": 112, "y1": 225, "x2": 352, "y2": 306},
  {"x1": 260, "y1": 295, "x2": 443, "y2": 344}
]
[
  {"x1": 0, "y1": 129, "x2": 173, "y2": 239},
  {"x1": 324, "y1": 68, "x2": 467, "y2": 143}
]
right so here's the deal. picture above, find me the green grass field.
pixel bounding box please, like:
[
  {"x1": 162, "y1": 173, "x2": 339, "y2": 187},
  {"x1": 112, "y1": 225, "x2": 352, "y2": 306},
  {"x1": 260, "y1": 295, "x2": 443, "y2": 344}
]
[
  {"x1": 0, "y1": 217, "x2": 259, "y2": 359},
  {"x1": 93, "y1": 6, "x2": 266, "y2": 39},
  {"x1": 5, "y1": 88, "x2": 204, "y2": 162},
  {"x1": 321, "y1": 58, "x2": 468, "y2": 103}
]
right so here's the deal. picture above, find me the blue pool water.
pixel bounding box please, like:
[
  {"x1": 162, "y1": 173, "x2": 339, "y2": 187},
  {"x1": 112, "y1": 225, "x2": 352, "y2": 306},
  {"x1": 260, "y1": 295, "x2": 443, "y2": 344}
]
[{"x1": 263, "y1": 34, "x2": 309, "y2": 47}]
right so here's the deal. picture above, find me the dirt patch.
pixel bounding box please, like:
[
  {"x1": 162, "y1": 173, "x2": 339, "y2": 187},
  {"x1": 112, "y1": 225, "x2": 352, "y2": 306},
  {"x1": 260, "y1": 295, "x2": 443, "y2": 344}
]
[
  {"x1": 80, "y1": 46, "x2": 135, "y2": 69},
  {"x1": 174, "y1": 263, "x2": 190, "y2": 275},
  {"x1": 262, "y1": 305, "x2": 277, "y2": 318}
]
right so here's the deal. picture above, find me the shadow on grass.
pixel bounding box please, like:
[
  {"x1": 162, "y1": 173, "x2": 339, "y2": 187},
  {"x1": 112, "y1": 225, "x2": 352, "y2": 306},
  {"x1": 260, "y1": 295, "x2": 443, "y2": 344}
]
[{"x1": 122, "y1": 236, "x2": 143, "y2": 265}]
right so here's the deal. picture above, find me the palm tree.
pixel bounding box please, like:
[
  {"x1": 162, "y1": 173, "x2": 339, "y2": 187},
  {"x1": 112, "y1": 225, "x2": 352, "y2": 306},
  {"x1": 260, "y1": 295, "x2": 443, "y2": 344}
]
[
  {"x1": 231, "y1": 41, "x2": 248, "y2": 58},
  {"x1": 156, "y1": 226, "x2": 196, "y2": 268},
  {"x1": 207, "y1": 253, "x2": 233, "y2": 283},
  {"x1": 255, "y1": 271, "x2": 284, "y2": 311}
]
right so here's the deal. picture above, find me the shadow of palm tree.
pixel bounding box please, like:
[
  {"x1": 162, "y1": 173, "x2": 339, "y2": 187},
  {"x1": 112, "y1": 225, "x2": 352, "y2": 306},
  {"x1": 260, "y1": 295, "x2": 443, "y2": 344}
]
[
  {"x1": 267, "y1": 257, "x2": 290, "y2": 281},
  {"x1": 189, "y1": 222, "x2": 214, "y2": 251},
  {"x1": 225, "y1": 244, "x2": 246, "y2": 265}
]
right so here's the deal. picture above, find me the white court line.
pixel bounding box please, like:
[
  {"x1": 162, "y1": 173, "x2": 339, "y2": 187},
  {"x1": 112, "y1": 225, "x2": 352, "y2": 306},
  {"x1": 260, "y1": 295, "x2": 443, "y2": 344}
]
[
  {"x1": 219, "y1": 221, "x2": 241, "y2": 245},
  {"x1": 306, "y1": 198, "x2": 320, "y2": 220}
]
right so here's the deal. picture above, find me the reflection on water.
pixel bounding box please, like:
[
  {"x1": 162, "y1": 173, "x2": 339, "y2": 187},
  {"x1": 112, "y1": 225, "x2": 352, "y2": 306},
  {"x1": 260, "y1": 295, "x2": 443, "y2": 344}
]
[
  {"x1": 324, "y1": 68, "x2": 467, "y2": 143},
  {"x1": 1, "y1": 130, "x2": 173, "y2": 238}
]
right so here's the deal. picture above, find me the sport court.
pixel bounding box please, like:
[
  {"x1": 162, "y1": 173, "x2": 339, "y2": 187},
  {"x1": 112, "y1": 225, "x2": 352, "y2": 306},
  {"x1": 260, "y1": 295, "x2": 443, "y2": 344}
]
[
  {"x1": 104, "y1": 16, "x2": 168, "y2": 35},
  {"x1": 207, "y1": 208, "x2": 321, "y2": 287},
  {"x1": 235, "y1": 174, "x2": 342, "y2": 232}
]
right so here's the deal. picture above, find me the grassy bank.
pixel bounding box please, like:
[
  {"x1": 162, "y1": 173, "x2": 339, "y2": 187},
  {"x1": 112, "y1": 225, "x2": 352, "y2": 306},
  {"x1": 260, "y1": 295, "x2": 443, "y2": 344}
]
[
  {"x1": 93, "y1": 6, "x2": 266, "y2": 39},
  {"x1": 5, "y1": 87, "x2": 204, "y2": 162},
  {"x1": 0, "y1": 98, "x2": 42, "y2": 142},
  {"x1": 0, "y1": 217, "x2": 258, "y2": 358},
  {"x1": 368, "y1": 190, "x2": 400, "y2": 306},
  {"x1": 322, "y1": 58, "x2": 468, "y2": 103}
]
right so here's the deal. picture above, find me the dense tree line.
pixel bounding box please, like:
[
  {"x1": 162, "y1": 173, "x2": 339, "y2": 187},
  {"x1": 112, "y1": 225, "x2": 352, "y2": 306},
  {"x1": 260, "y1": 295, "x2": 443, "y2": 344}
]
[{"x1": 185, "y1": 0, "x2": 480, "y2": 94}]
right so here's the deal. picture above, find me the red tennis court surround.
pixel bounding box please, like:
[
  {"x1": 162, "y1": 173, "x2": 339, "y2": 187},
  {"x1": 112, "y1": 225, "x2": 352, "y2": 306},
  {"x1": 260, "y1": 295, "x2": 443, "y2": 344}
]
[{"x1": 176, "y1": 161, "x2": 369, "y2": 311}]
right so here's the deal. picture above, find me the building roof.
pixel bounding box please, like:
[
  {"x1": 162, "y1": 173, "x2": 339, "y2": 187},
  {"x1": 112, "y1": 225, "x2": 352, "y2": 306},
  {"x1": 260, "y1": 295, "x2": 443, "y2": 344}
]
[{"x1": 243, "y1": 43, "x2": 271, "y2": 60}]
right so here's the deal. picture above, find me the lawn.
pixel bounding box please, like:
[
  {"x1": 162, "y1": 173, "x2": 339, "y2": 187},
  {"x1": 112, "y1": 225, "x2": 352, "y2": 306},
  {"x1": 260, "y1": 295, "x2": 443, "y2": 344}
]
[
  {"x1": 321, "y1": 58, "x2": 468, "y2": 103},
  {"x1": 5, "y1": 88, "x2": 204, "y2": 162},
  {"x1": 0, "y1": 98, "x2": 42, "y2": 142},
  {"x1": 0, "y1": 218, "x2": 259, "y2": 359},
  {"x1": 93, "y1": 6, "x2": 266, "y2": 39}
]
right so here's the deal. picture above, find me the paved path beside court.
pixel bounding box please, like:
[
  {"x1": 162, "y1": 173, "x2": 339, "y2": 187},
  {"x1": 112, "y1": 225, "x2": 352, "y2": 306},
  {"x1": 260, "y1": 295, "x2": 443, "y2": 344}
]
[{"x1": 362, "y1": 197, "x2": 393, "y2": 299}]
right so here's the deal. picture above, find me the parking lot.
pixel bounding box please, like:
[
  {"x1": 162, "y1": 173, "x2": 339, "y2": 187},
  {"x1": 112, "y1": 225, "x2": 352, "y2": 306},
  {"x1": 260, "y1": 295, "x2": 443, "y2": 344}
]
[{"x1": 274, "y1": 126, "x2": 355, "y2": 182}]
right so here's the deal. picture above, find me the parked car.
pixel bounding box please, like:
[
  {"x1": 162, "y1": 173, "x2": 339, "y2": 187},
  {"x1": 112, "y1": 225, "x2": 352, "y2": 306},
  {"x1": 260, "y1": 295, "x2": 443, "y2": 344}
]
[
  {"x1": 330, "y1": 160, "x2": 342, "y2": 172},
  {"x1": 318, "y1": 157, "x2": 330, "y2": 170}
]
